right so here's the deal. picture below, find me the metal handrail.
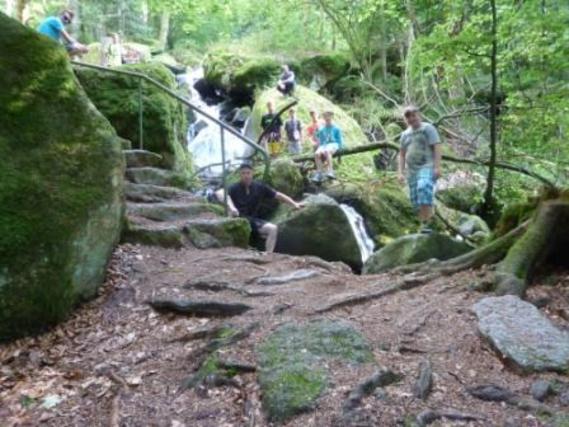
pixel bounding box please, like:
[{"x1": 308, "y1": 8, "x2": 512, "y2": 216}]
[{"x1": 71, "y1": 60, "x2": 271, "y2": 214}]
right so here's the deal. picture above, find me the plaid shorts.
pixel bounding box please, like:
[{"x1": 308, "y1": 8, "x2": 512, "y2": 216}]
[{"x1": 408, "y1": 167, "x2": 436, "y2": 210}]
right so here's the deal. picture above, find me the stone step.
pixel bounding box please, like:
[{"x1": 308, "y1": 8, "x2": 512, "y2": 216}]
[
  {"x1": 125, "y1": 167, "x2": 183, "y2": 188},
  {"x1": 123, "y1": 150, "x2": 163, "y2": 168},
  {"x1": 127, "y1": 202, "x2": 223, "y2": 222},
  {"x1": 125, "y1": 182, "x2": 197, "y2": 204},
  {"x1": 122, "y1": 217, "x2": 251, "y2": 249}
]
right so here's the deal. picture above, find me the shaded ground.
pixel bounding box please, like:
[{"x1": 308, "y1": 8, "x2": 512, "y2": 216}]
[{"x1": 1, "y1": 244, "x2": 568, "y2": 426}]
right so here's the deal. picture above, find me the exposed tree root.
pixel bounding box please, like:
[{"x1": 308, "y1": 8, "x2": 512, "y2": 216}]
[
  {"x1": 413, "y1": 359, "x2": 433, "y2": 400},
  {"x1": 467, "y1": 384, "x2": 555, "y2": 416},
  {"x1": 184, "y1": 279, "x2": 274, "y2": 297},
  {"x1": 314, "y1": 275, "x2": 429, "y2": 313},
  {"x1": 495, "y1": 200, "x2": 569, "y2": 297},
  {"x1": 414, "y1": 409, "x2": 484, "y2": 426},
  {"x1": 342, "y1": 368, "x2": 401, "y2": 414}
]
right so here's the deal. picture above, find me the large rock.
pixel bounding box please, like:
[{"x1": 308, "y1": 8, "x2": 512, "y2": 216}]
[
  {"x1": 203, "y1": 50, "x2": 281, "y2": 103},
  {"x1": 473, "y1": 295, "x2": 569, "y2": 372},
  {"x1": 297, "y1": 53, "x2": 351, "y2": 91},
  {"x1": 257, "y1": 320, "x2": 374, "y2": 422},
  {"x1": 269, "y1": 158, "x2": 304, "y2": 198},
  {"x1": 75, "y1": 62, "x2": 193, "y2": 183},
  {"x1": 274, "y1": 194, "x2": 364, "y2": 270},
  {"x1": 363, "y1": 233, "x2": 472, "y2": 274},
  {"x1": 0, "y1": 15, "x2": 124, "y2": 340},
  {"x1": 246, "y1": 86, "x2": 367, "y2": 150}
]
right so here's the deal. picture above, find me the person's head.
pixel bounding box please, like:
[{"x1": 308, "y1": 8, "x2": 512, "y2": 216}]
[
  {"x1": 288, "y1": 108, "x2": 296, "y2": 118},
  {"x1": 239, "y1": 163, "x2": 254, "y2": 185},
  {"x1": 282, "y1": 64, "x2": 290, "y2": 73},
  {"x1": 309, "y1": 110, "x2": 318, "y2": 121},
  {"x1": 111, "y1": 33, "x2": 120, "y2": 43},
  {"x1": 60, "y1": 10, "x2": 75, "y2": 25},
  {"x1": 403, "y1": 105, "x2": 421, "y2": 129},
  {"x1": 323, "y1": 111, "x2": 334, "y2": 126},
  {"x1": 266, "y1": 101, "x2": 274, "y2": 113}
]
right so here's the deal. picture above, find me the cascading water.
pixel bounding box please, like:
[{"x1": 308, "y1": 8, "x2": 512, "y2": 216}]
[
  {"x1": 180, "y1": 68, "x2": 253, "y2": 177},
  {"x1": 340, "y1": 204, "x2": 375, "y2": 264}
]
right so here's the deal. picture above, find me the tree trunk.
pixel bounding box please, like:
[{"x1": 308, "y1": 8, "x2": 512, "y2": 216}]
[
  {"x1": 379, "y1": 2, "x2": 388, "y2": 82},
  {"x1": 158, "y1": 11, "x2": 170, "y2": 50},
  {"x1": 495, "y1": 200, "x2": 569, "y2": 297},
  {"x1": 15, "y1": 0, "x2": 29, "y2": 22},
  {"x1": 482, "y1": 0, "x2": 499, "y2": 218}
]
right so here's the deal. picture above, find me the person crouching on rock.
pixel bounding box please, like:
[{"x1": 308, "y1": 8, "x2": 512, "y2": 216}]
[
  {"x1": 312, "y1": 111, "x2": 343, "y2": 183},
  {"x1": 37, "y1": 10, "x2": 89, "y2": 57},
  {"x1": 276, "y1": 64, "x2": 296, "y2": 97},
  {"x1": 215, "y1": 163, "x2": 303, "y2": 253},
  {"x1": 398, "y1": 105, "x2": 442, "y2": 234},
  {"x1": 261, "y1": 101, "x2": 283, "y2": 158}
]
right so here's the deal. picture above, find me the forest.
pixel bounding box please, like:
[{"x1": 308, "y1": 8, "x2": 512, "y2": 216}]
[{"x1": 1, "y1": 0, "x2": 569, "y2": 426}]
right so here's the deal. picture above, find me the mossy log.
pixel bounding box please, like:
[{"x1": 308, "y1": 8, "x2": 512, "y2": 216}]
[{"x1": 495, "y1": 200, "x2": 569, "y2": 297}]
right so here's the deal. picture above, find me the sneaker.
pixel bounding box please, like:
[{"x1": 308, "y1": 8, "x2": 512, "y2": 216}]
[
  {"x1": 326, "y1": 171, "x2": 336, "y2": 180},
  {"x1": 311, "y1": 172, "x2": 323, "y2": 183}
]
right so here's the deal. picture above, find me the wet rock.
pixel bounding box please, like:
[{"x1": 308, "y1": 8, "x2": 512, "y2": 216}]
[
  {"x1": 126, "y1": 167, "x2": 188, "y2": 188},
  {"x1": 127, "y1": 202, "x2": 222, "y2": 222},
  {"x1": 467, "y1": 384, "x2": 515, "y2": 402},
  {"x1": 363, "y1": 233, "x2": 472, "y2": 274},
  {"x1": 125, "y1": 182, "x2": 194, "y2": 204},
  {"x1": 473, "y1": 295, "x2": 569, "y2": 372},
  {"x1": 269, "y1": 158, "x2": 304, "y2": 199},
  {"x1": 531, "y1": 380, "x2": 553, "y2": 402},
  {"x1": 257, "y1": 320, "x2": 374, "y2": 422},
  {"x1": 149, "y1": 299, "x2": 252, "y2": 317},
  {"x1": 124, "y1": 149, "x2": 164, "y2": 168},
  {"x1": 274, "y1": 194, "x2": 364, "y2": 270}
]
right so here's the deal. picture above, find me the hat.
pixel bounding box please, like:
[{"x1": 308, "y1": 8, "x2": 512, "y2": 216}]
[{"x1": 239, "y1": 163, "x2": 253, "y2": 171}]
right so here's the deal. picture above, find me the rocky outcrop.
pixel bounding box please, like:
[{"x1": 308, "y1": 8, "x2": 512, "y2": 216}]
[
  {"x1": 297, "y1": 53, "x2": 351, "y2": 91},
  {"x1": 473, "y1": 295, "x2": 569, "y2": 372},
  {"x1": 246, "y1": 86, "x2": 367, "y2": 150},
  {"x1": 274, "y1": 194, "x2": 364, "y2": 270},
  {"x1": 269, "y1": 158, "x2": 304, "y2": 199},
  {"x1": 257, "y1": 320, "x2": 374, "y2": 422},
  {"x1": 75, "y1": 62, "x2": 193, "y2": 185},
  {"x1": 0, "y1": 15, "x2": 124, "y2": 340},
  {"x1": 363, "y1": 233, "x2": 472, "y2": 274}
]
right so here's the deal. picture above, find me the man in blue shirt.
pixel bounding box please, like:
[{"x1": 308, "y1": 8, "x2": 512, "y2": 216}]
[
  {"x1": 313, "y1": 111, "x2": 343, "y2": 182},
  {"x1": 37, "y1": 10, "x2": 88, "y2": 56}
]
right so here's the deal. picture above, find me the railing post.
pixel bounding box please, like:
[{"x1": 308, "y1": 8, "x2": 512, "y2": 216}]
[
  {"x1": 138, "y1": 78, "x2": 144, "y2": 150},
  {"x1": 220, "y1": 128, "x2": 228, "y2": 217}
]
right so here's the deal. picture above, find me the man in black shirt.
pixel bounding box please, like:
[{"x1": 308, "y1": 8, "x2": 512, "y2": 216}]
[
  {"x1": 260, "y1": 101, "x2": 283, "y2": 157},
  {"x1": 215, "y1": 164, "x2": 302, "y2": 252}
]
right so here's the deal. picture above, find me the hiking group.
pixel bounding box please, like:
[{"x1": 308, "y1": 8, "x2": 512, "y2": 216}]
[{"x1": 33, "y1": 10, "x2": 442, "y2": 247}]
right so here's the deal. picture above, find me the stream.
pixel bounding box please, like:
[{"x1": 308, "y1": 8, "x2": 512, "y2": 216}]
[{"x1": 179, "y1": 68, "x2": 375, "y2": 264}]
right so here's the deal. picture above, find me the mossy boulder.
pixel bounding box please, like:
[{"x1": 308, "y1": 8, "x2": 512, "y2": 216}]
[
  {"x1": 257, "y1": 320, "x2": 374, "y2": 422},
  {"x1": 269, "y1": 158, "x2": 304, "y2": 198},
  {"x1": 273, "y1": 194, "x2": 364, "y2": 270},
  {"x1": 75, "y1": 62, "x2": 193, "y2": 184},
  {"x1": 83, "y1": 42, "x2": 103, "y2": 65},
  {"x1": 437, "y1": 185, "x2": 484, "y2": 214},
  {"x1": 0, "y1": 14, "x2": 124, "y2": 340},
  {"x1": 297, "y1": 53, "x2": 351, "y2": 91},
  {"x1": 203, "y1": 50, "x2": 281, "y2": 102},
  {"x1": 245, "y1": 86, "x2": 367, "y2": 150},
  {"x1": 363, "y1": 233, "x2": 472, "y2": 274}
]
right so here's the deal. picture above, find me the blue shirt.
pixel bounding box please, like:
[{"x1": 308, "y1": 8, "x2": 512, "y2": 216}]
[
  {"x1": 38, "y1": 16, "x2": 64, "y2": 42},
  {"x1": 317, "y1": 125, "x2": 343, "y2": 148}
]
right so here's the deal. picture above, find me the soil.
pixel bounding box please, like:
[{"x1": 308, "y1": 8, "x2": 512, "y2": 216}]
[{"x1": 1, "y1": 244, "x2": 568, "y2": 427}]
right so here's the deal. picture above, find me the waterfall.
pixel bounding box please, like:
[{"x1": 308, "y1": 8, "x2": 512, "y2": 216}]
[
  {"x1": 340, "y1": 204, "x2": 375, "y2": 264},
  {"x1": 181, "y1": 68, "x2": 253, "y2": 176}
]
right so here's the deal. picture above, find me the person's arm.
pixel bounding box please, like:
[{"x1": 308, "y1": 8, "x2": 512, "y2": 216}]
[
  {"x1": 215, "y1": 189, "x2": 239, "y2": 216},
  {"x1": 60, "y1": 29, "x2": 75, "y2": 44},
  {"x1": 427, "y1": 124, "x2": 442, "y2": 179},
  {"x1": 335, "y1": 128, "x2": 343, "y2": 147},
  {"x1": 276, "y1": 192, "x2": 302, "y2": 209}
]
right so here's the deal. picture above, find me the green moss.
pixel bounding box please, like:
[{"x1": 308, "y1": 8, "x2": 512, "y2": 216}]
[
  {"x1": 268, "y1": 158, "x2": 304, "y2": 198},
  {"x1": 0, "y1": 15, "x2": 124, "y2": 340},
  {"x1": 74, "y1": 62, "x2": 193, "y2": 184},
  {"x1": 438, "y1": 185, "x2": 484, "y2": 213},
  {"x1": 494, "y1": 201, "x2": 537, "y2": 237},
  {"x1": 257, "y1": 320, "x2": 374, "y2": 422},
  {"x1": 297, "y1": 53, "x2": 351, "y2": 89}
]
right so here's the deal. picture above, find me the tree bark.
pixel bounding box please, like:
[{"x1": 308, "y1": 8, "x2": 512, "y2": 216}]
[
  {"x1": 15, "y1": 0, "x2": 29, "y2": 22},
  {"x1": 482, "y1": 0, "x2": 499, "y2": 217},
  {"x1": 5, "y1": 0, "x2": 14, "y2": 17},
  {"x1": 158, "y1": 11, "x2": 170, "y2": 50}
]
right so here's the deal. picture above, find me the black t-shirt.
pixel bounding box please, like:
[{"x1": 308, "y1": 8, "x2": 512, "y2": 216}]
[
  {"x1": 228, "y1": 181, "x2": 277, "y2": 217},
  {"x1": 261, "y1": 113, "x2": 282, "y2": 134}
]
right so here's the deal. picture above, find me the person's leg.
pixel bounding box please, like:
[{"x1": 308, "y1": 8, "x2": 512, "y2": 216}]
[
  {"x1": 416, "y1": 168, "x2": 435, "y2": 231},
  {"x1": 259, "y1": 223, "x2": 278, "y2": 253}
]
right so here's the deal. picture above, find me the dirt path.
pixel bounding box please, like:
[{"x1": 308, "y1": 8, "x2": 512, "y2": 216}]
[{"x1": 1, "y1": 244, "x2": 568, "y2": 426}]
